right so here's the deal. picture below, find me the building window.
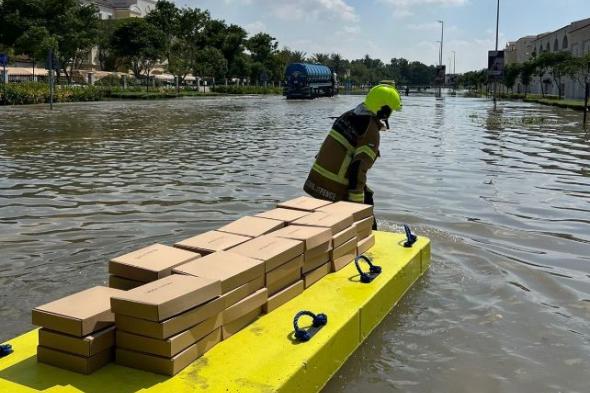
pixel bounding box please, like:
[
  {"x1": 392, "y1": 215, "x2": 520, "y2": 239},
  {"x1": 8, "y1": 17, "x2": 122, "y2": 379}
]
[
  {"x1": 554, "y1": 38, "x2": 559, "y2": 51},
  {"x1": 562, "y1": 36, "x2": 568, "y2": 49}
]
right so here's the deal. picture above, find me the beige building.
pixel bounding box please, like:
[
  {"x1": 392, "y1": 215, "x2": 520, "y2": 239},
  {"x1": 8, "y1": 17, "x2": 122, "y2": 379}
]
[
  {"x1": 81, "y1": 0, "x2": 156, "y2": 20},
  {"x1": 81, "y1": 0, "x2": 157, "y2": 72},
  {"x1": 505, "y1": 17, "x2": 590, "y2": 99}
]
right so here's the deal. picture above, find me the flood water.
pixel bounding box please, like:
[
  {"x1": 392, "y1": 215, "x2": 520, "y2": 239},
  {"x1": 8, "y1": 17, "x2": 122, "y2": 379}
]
[{"x1": 1, "y1": 95, "x2": 589, "y2": 392}]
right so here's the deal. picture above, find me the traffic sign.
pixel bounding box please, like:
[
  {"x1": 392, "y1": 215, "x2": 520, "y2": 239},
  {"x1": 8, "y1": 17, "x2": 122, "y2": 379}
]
[{"x1": 0, "y1": 54, "x2": 8, "y2": 67}]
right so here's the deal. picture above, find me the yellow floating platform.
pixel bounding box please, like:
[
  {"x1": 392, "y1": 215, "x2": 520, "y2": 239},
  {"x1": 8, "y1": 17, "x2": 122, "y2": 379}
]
[{"x1": 0, "y1": 231, "x2": 430, "y2": 393}]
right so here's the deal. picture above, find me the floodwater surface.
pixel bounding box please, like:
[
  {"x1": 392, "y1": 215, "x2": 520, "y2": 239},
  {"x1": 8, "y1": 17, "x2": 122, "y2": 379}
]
[{"x1": 0, "y1": 95, "x2": 589, "y2": 392}]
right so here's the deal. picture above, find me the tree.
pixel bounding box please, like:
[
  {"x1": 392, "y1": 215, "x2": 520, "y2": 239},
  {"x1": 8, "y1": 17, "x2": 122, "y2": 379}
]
[
  {"x1": 520, "y1": 61, "x2": 535, "y2": 97},
  {"x1": 0, "y1": 0, "x2": 100, "y2": 84},
  {"x1": 13, "y1": 26, "x2": 55, "y2": 71},
  {"x1": 246, "y1": 33, "x2": 278, "y2": 84},
  {"x1": 194, "y1": 47, "x2": 227, "y2": 83},
  {"x1": 42, "y1": 0, "x2": 100, "y2": 83},
  {"x1": 310, "y1": 53, "x2": 330, "y2": 65},
  {"x1": 564, "y1": 53, "x2": 590, "y2": 90},
  {"x1": 221, "y1": 25, "x2": 248, "y2": 82},
  {"x1": 503, "y1": 63, "x2": 522, "y2": 93},
  {"x1": 97, "y1": 19, "x2": 125, "y2": 72},
  {"x1": 145, "y1": 0, "x2": 181, "y2": 67},
  {"x1": 111, "y1": 18, "x2": 165, "y2": 89},
  {"x1": 169, "y1": 7, "x2": 210, "y2": 84}
]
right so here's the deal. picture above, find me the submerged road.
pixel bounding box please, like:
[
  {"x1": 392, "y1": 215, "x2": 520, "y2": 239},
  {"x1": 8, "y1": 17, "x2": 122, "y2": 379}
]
[{"x1": 0, "y1": 95, "x2": 588, "y2": 392}]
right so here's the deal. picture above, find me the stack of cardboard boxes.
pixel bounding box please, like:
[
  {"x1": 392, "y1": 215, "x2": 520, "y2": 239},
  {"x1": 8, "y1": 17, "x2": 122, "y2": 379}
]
[
  {"x1": 174, "y1": 231, "x2": 252, "y2": 255},
  {"x1": 291, "y1": 210, "x2": 356, "y2": 272},
  {"x1": 269, "y1": 225, "x2": 332, "y2": 289},
  {"x1": 32, "y1": 196, "x2": 377, "y2": 377},
  {"x1": 318, "y1": 202, "x2": 375, "y2": 257},
  {"x1": 111, "y1": 274, "x2": 222, "y2": 376},
  {"x1": 173, "y1": 251, "x2": 267, "y2": 339},
  {"x1": 229, "y1": 235, "x2": 304, "y2": 313},
  {"x1": 32, "y1": 286, "x2": 125, "y2": 374},
  {"x1": 108, "y1": 244, "x2": 201, "y2": 290}
]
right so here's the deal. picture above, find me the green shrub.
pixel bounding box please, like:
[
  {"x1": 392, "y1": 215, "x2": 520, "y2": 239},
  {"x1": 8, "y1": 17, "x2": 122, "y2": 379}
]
[{"x1": 0, "y1": 82, "x2": 104, "y2": 105}]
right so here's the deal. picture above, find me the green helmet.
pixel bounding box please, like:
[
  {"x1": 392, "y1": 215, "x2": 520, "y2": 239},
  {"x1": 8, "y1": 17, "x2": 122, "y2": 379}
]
[{"x1": 364, "y1": 84, "x2": 402, "y2": 121}]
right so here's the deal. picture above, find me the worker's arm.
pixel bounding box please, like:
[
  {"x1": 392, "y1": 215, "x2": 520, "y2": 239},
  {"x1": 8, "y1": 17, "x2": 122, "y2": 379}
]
[{"x1": 347, "y1": 124, "x2": 380, "y2": 203}]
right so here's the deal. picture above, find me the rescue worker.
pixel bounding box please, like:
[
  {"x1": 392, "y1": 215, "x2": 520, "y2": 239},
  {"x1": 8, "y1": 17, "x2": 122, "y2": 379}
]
[{"x1": 304, "y1": 84, "x2": 402, "y2": 230}]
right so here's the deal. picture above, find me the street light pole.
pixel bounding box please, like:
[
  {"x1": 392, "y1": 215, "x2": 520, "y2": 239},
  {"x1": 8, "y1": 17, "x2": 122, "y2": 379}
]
[
  {"x1": 493, "y1": 0, "x2": 500, "y2": 107},
  {"x1": 584, "y1": 61, "x2": 589, "y2": 129},
  {"x1": 438, "y1": 20, "x2": 444, "y2": 97}
]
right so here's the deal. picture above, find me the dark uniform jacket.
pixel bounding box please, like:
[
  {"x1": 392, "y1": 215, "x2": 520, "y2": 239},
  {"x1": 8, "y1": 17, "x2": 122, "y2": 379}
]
[{"x1": 304, "y1": 107, "x2": 381, "y2": 203}]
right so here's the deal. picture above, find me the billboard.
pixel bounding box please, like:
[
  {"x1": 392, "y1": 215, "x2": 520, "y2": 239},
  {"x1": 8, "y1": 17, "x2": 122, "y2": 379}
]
[
  {"x1": 434, "y1": 65, "x2": 446, "y2": 86},
  {"x1": 488, "y1": 50, "x2": 505, "y2": 81}
]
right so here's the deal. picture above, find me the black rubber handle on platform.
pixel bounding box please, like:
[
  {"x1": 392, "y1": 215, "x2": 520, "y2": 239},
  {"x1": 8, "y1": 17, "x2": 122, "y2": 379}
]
[
  {"x1": 403, "y1": 224, "x2": 418, "y2": 248},
  {"x1": 0, "y1": 344, "x2": 13, "y2": 358},
  {"x1": 293, "y1": 311, "x2": 328, "y2": 342},
  {"x1": 354, "y1": 255, "x2": 382, "y2": 284}
]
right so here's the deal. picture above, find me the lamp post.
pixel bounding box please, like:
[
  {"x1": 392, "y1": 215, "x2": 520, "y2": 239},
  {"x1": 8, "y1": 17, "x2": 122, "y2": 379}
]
[
  {"x1": 437, "y1": 20, "x2": 444, "y2": 97},
  {"x1": 493, "y1": 0, "x2": 500, "y2": 107},
  {"x1": 584, "y1": 61, "x2": 589, "y2": 129}
]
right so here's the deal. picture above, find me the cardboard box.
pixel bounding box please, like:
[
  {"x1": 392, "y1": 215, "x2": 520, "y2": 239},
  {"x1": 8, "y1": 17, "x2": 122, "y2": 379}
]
[
  {"x1": 109, "y1": 275, "x2": 144, "y2": 291},
  {"x1": 221, "y1": 276, "x2": 265, "y2": 309},
  {"x1": 116, "y1": 314, "x2": 222, "y2": 358},
  {"x1": 318, "y1": 201, "x2": 373, "y2": 222},
  {"x1": 354, "y1": 216, "x2": 374, "y2": 234},
  {"x1": 115, "y1": 296, "x2": 224, "y2": 340},
  {"x1": 38, "y1": 326, "x2": 115, "y2": 357},
  {"x1": 255, "y1": 208, "x2": 311, "y2": 223},
  {"x1": 331, "y1": 237, "x2": 357, "y2": 272},
  {"x1": 277, "y1": 196, "x2": 332, "y2": 212},
  {"x1": 266, "y1": 256, "x2": 303, "y2": 295},
  {"x1": 32, "y1": 286, "x2": 125, "y2": 337},
  {"x1": 331, "y1": 237, "x2": 357, "y2": 260},
  {"x1": 357, "y1": 234, "x2": 376, "y2": 255},
  {"x1": 218, "y1": 216, "x2": 284, "y2": 238},
  {"x1": 264, "y1": 281, "x2": 304, "y2": 313},
  {"x1": 229, "y1": 235, "x2": 304, "y2": 272},
  {"x1": 304, "y1": 263, "x2": 331, "y2": 289},
  {"x1": 222, "y1": 307, "x2": 262, "y2": 339},
  {"x1": 357, "y1": 228, "x2": 372, "y2": 242},
  {"x1": 173, "y1": 251, "x2": 264, "y2": 294},
  {"x1": 331, "y1": 250, "x2": 356, "y2": 272},
  {"x1": 292, "y1": 211, "x2": 353, "y2": 235},
  {"x1": 269, "y1": 225, "x2": 332, "y2": 251},
  {"x1": 109, "y1": 244, "x2": 201, "y2": 282},
  {"x1": 174, "y1": 231, "x2": 251, "y2": 255},
  {"x1": 37, "y1": 346, "x2": 113, "y2": 374},
  {"x1": 116, "y1": 328, "x2": 221, "y2": 376},
  {"x1": 333, "y1": 225, "x2": 357, "y2": 249},
  {"x1": 304, "y1": 241, "x2": 331, "y2": 260},
  {"x1": 222, "y1": 288, "x2": 268, "y2": 324},
  {"x1": 302, "y1": 253, "x2": 330, "y2": 274},
  {"x1": 111, "y1": 275, "x2": 221, "y2": 322}
]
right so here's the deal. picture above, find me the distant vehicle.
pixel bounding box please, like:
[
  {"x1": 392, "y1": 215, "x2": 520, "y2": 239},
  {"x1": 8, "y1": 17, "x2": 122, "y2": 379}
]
[{"x1": 283, "y1": 63, "x2": 337, "y2": 99}]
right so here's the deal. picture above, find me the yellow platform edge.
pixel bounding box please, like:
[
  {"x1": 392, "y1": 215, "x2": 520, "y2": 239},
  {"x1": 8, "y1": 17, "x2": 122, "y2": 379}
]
[{"x1": 0, "y1": 231, "x2": 431, "y2": 393}]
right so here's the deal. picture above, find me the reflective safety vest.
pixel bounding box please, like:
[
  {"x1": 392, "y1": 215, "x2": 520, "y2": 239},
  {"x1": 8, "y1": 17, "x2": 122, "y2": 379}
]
[{"x1": 304, "y1": 109, "x2": 381, "y2": 203}]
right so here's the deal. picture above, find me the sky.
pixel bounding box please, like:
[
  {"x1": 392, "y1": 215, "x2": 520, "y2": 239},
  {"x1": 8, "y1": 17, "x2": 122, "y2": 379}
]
[{"x1": 176, "y1": 0, "x2": 590, "y2": 73}]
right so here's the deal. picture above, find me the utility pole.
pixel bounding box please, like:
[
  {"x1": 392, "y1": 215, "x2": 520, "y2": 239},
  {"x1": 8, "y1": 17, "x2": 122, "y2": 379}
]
[
  {"x1": 584, "y1": 61, "x2": 589, "y2": 129},
  {"x1": 437, "y1": 20, "x2": 444, "y2": 98},
  {"x1": 48, "y1": 49, "x2": 54, "y2": 110},
  {"x1": 452, "y1": 50, "x2": 456, "y2": 75},
  {"x1": 493, "y1": 0, "x2": 500, "y2": 108}
]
